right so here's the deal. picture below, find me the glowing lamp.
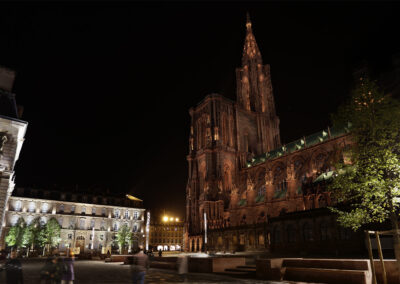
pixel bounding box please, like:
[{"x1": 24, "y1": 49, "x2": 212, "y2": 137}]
[
  {"x1": 169, "y1": 217, "x2": 173, "y2": 221},
  {"x1": 163, "y1": 216, "x2": 168, "y2": 222},
  {"x1": 175, "y1": 218, "x2": 179, "y2": 222}
]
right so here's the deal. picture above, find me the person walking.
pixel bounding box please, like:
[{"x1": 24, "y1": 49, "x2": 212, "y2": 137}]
[
  {"x1": 61, "y1": 252, "x2": 75, "y2": 284},
  {"x1": 177, "y1": 255, "x2": 189, "y2": 283},
  {"x1": 1, "y1": 251, "x2": 24, "y2": 284},
  {"x1": 158, "y1": 249, "x2": 162, "y2": 257},
  {"x1": 131, "y1": 249, "x2": 149, "y2": 284}
]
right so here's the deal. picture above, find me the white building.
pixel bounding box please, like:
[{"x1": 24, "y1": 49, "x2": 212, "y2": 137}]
[
  {"x1": 0, "y1": 66, "x2": 28, "y2": 241},
  {"x1": 1, "y1": 188, "x2": 145, "y2": 254}
]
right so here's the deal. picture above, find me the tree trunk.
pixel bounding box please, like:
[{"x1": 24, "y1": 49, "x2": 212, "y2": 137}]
[{"x1": 390, "y1": 211, "x2": 400, "y2": 282}]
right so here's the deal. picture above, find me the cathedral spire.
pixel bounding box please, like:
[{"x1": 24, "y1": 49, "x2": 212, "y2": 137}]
[{"x1": 242, "y1": 12, "x2": 262, "y2": 65}]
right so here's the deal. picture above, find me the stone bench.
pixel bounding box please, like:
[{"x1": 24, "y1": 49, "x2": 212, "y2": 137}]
[
  {"x1": 283, "y1": 267, "x2": 369, "y2": 284},
  {"x1": 283, "y1": 259, "x2": 370, "y2": 271}
]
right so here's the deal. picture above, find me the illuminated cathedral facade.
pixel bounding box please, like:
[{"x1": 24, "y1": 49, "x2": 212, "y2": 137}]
[{"x1": 185, "y1": 16, "x2": 363, "y2": 255}]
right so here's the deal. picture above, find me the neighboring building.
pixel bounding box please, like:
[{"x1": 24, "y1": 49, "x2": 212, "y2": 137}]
[
  {"x1": 0, "y1": 66, "x2": 28, "y2": 241},
  {"x1": 149, "y1": 215, "x2": 184, "y2": 251},
  {"x1": 1, "y1": 187, "x2": 145, "y2": 254},
  {"x1": 185, "y1": 16, "x2": 363, "y2": 255}
]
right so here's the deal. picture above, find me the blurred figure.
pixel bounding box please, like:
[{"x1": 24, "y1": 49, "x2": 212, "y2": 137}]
[
  {"x1": 158, "y1": 249, "x2": 162, "y2": 257},
  {"x1": 130, "y1": 249, "x2": 149, "y2": 284},
  {"x1": 177, "y1": 255, "x2": 189, "y2": 283},
  {"x1": 40, "y1": 257, "x2": 54, "y2": 284},
  {"x1": 50, "y1": 257, "x2": 63, "y2": 284},
  {"x1": 1, "y1": 251, "x2": 23, "y2": 284},
  {"x1": 61, "y1": 252, "x2": 75, "y2": 284}
]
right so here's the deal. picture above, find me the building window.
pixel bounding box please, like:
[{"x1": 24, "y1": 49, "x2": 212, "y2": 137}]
[
  {"x1": 40, "y1": 217, "x2": 47, "y2": 226},
  {"x1": 59, "y1": 204, "x2": 64, "y2": 213},
  {"x1": 100, "y1": 220, "x2": 106, "y2": 231},
  {"x1": 320, "y1": 222, "x2": 329, "y2": 240},
  {"x1": 133, "y1": 224, "x2": 138, "y2": 232},
  {"x1": 125, "y1": 210, "x2": 129, "y2": 219},
  {"x1": 69, "y1": 219, "x2": 75, "y2": 229},
  {"x1": 286, "y1": 225, "x2": 296, "y2": 243},
  {"x1": 79, "y1": 219, "x2": 86, "y2": 230},
  {"x1": 92, "y1": 207, "x2": 96, "y2": 215},
  {"x1": 114, "y1": 209, "x2": 120, "y2": 218},
  {"x1": 113, "y1": 223, "x2": 118, "y2": 231},
  {"x1": 68, "y1": 234, "x2": 73, "y2": 240},
  {"x1": 42, "y1": 203, "x2": 49, "y2": 213},
  {"x1": 100, "y1": 235, "x2": 104, "y2": 241},
  {"x1": 28, "y1": 202, "x2": 35, "y2": 213},
  {"x1": 134, "y1": 211, "x2": 139, "y2": 220},
  {"x1": 90, "y1": 219, "x2": 95, "y2": 229},
  {"x1": 303, "y1": 223, "x2": 313, "y2": 241},
  {"x1": 102, "y1": 208, "x2": 106, "y2": 216},
  {"x1": 71, "y1": 205, "x2": 75, "y2": 214},
  {"x1": 14, "y1": 201, "x2": 22, "y2": 212},
  {"x1": 82, "y1": 207, "x2": 86, "y2": 215},
  {"x1": 58, "y1": 217, "x2": 63, "y2": 227}
]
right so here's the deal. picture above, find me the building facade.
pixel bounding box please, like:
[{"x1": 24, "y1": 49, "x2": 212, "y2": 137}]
[
  {"x1": 1, "y1": 187, "x2": 145, "y2": 254},
  {"x1": 0, "y1": 66, "x2": 28, "y2": 240},
  {"x1": 149, "y1": 216, "x2": 184, "y2": 251},
  {"x1": 185, "y1": 16, "x2": 361, "y2": 255}
]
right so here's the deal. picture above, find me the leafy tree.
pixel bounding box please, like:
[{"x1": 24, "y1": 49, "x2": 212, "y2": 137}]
[
  {"x1": 5, "y1": 218, "x2": 26, "y2": 251},
  {"x1": 115, "y1": 224, "x2": 132, "y2": 254},
  {"x1": 329, "y1": 77, "x2": 400, "y2": 273},
  {"x1": 38, "y1": 217, "x2": 61, "y2": 255},
  {"x1": 22, "y1": 218, "x2": 41, "y2": 256}
]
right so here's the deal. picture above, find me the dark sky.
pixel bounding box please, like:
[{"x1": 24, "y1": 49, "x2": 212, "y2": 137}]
[{"x1": 1, "y1": 2, "x2": 399, "y2": 217}]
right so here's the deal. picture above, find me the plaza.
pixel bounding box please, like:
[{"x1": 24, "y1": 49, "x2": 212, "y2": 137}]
[{"x1": 0, "y1": 258, "x2": 285, "y2": 284}]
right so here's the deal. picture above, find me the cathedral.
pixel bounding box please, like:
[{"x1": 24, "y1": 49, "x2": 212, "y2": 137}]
[{"x1": 185, "y1": 16, "x2": 364, "y2": 256}]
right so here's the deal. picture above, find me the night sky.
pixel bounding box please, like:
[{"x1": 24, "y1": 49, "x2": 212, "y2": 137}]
[{"x1": 1, "y1": 2, "x2": 399, "y2": 217}]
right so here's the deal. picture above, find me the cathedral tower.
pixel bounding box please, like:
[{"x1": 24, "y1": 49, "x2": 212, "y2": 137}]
[{"x1": 236, "y1": 14, "x2": 281, "y2": 153}]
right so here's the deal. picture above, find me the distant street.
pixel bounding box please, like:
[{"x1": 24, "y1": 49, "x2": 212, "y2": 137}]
[{"x1": 0, "y1": 259, "x2": 288, "y2": 284}]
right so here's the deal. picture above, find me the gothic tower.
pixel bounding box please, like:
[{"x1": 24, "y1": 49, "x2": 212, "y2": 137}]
[
  {"x1": 185, "y1": 15, "x2": 281, "y2": 251},
  {"x1": 236, "y1": 14, "x2": 281, "y2": 154}
]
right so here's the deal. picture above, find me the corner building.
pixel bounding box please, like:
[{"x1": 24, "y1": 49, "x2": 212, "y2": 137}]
[{"x1": 185, "y1": 16, "x2": 363, "y2": 255}]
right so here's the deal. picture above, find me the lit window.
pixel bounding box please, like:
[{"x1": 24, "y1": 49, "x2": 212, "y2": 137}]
[
  {"x1": 115, "y1": 209, "x2": 120, "y2": 218},
  {"x1": 134, "y1": 211, "x2": 139, "y2": 219},
  {"x1": 92, "y1": 207, "x2": 96, "y2": 215},
  {"x1": 41, "y1": 203, "x2": 49, "y2": 213},
  {"x1": 14, "y1": 201, "x2": 22, "y2": 212},
  {"x1": 28, "y1": 202, "x2": 35, "y2": 213},
  {"x1": 125, "y1": 210, "x2": 129, "y2": 219},
  {"x1": 79, "y1": 219, "x2": 85, "y2": 230}
]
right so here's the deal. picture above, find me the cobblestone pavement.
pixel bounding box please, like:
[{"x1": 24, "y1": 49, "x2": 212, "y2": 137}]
[{"x1": 1, "y1": 259, "x2": 288, "y2": 284}]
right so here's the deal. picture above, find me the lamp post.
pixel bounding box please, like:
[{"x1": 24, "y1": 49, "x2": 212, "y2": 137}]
[
  {"x1": 145, "y1": 211, "x2": 150, "y2": 251},
  {"x1": 204, "y1": 212, "x2": 207, "y2": 253}
]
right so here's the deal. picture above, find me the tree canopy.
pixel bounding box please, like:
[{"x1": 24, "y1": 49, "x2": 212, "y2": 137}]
[{"x1": 329, "y1": 77, "x2": 400, "y2": 230}]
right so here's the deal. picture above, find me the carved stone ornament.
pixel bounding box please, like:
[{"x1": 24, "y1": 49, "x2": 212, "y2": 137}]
[
  {"x1": 246, "y1": 176, "x2": 254, "y2": 191},
  {"x1": 0, "y1": 132, "x2": 8, "y2": 153}
]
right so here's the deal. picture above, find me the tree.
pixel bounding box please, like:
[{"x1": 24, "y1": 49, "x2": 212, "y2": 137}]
[
  {"x1": 38, "y1": 218, "x2": 61, "y2": 256},
  {"x1": 5, "y1": 218, "x2": 26, "y2": 251},
  {"x1": 115, "y1": 224, "x2": 132, "y2": 254},
  {"x1": 22, "y1": 218, "x2": 41, "y2": 256},
  {"x1": 329, "y1": 77, "x2": 400, "y2": 273}
]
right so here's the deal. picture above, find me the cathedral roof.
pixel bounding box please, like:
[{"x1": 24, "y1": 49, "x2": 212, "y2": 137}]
[{"x1": 246, "y1": 125, "x2": 351, "y2": 168}]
